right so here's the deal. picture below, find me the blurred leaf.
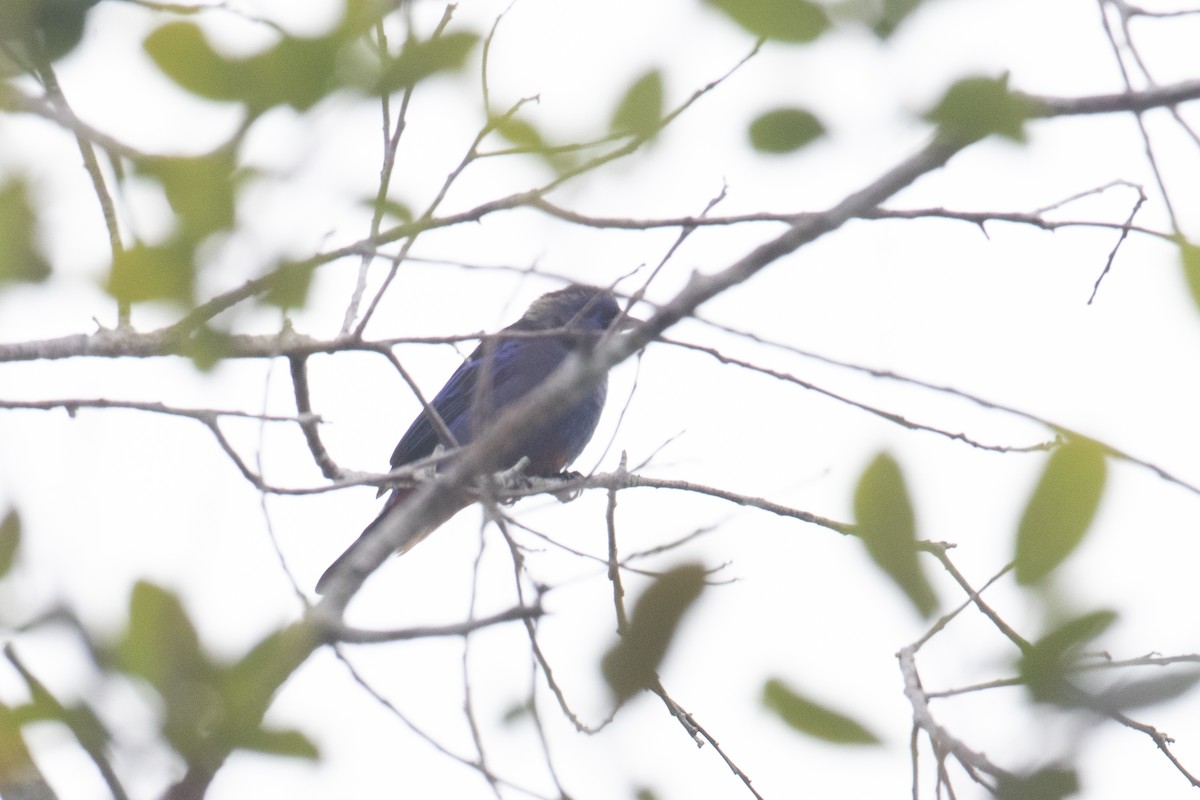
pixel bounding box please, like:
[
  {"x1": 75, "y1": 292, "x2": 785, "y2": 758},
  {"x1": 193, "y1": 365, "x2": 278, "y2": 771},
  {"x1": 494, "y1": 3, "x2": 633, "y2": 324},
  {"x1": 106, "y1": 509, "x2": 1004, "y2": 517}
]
[
  {"x1": 1180, "y1": 239, "x2": 1200, "y2": 314},
  {"x1": 143, "y1": 23, "x2": 242, "y2": 102},
  {"x1": 235, "y1": 727, "x2": 319, "y2": 760},
  {"x1": 138, "y1": 153, "x2": 238, "y2": 239},
  {"x1": 144, "y1": 22, "x2": 342, "y2": 113},
  {"x1": 0, "y1": 699, "x2": 38, "y2": 788},
  {"x1": 996, "y1": 766, "x2": 1079, "y2": 800},
  {"x1": 119, "y1": 581, "x2": 210, "y2": 690},
  {"x1": 494, "y1": 117, "x2": 547, "y2": 150},
  {"x1": 180, "y1": 324, "x2": 234, "y2": 372},
  {"x1": 0, "y1": 0, "x2": 100, "y2": 62},
  {"x1": 221, "y1": 624, "x2": 315, "y2": 723},
  {"x1": 1090, "y1": 670, "x2": 1200, "y2": 714},
  {"x1": 262, "y1": 261, "x2": 316, "y2": 310},
  {"x1": 853, "y1": 452, "x2": 937, "y2": 617},
  {"x1": 923, "y1": 73, "x2": 1041, "y2": 144},
  {"x1": 762, "y1": 678, "x2": 880, "y2": 744},
  {"x1": 105, "y1": 242, "x2": 194, "y2": 306},
  {"x1": 0, "y1": 510, "x2": 19, "y2": 579},
  {"x1": 705, "y1": 0, "x2": 830, "y2": 42},
  {"x1": 635, "y1": 789, "x2": 659, "y2": 800},
  {"x1": 379, "y1": 31, "x2": 479, "y2": 92},
  {"x1": 749, "y1": 107, "x2": 825, "y2": 153},
  {"x1": 602, "y1": 563, "x2": 706, "y2": 704},
  {"x1": 1019, "y1": 609, "x2": 1117, "y2": 705},
  {"x1": 118, "y1": 582, "x2": 221, "y2": 757},
  {"x1": 1014, "y1": 437, "x2": 1107, "y2": 585},
  {"x1": 371, "y1": 198, "x2": 413, "y2": 226},
  {"x1": 610, "y1": 69, "x2": 664, "y2": 139},
  {"x1": 871, "y1": 0, "x2": 926, "y2": 38},
  {"x1": 501, "y1": 700, "x2": 533, "y2": 726},
  {"x1": 0, "y1": 178, "x2": 50, "y2": 285}
]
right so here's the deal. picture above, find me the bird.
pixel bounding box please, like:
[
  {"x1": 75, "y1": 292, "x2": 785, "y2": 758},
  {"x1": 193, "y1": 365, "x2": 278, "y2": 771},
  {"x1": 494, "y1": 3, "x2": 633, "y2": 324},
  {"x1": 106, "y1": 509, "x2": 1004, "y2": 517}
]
[{"x1": 316, "y1": 284, "x2": 634, "y2": 594}]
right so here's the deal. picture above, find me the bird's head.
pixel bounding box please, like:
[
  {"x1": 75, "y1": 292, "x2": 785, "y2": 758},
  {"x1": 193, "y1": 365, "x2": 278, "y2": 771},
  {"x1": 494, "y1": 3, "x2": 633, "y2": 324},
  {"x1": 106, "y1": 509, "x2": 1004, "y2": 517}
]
[{"x1": 522, "y1": 284, "x2": 634, "y2": 334}]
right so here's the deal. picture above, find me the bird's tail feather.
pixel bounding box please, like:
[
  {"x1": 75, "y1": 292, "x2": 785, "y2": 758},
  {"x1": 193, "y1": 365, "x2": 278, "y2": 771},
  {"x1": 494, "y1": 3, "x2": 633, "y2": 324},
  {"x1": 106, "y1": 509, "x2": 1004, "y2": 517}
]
[{"x1": 315, "y1": 489, "x2": 466, "y2": 594}]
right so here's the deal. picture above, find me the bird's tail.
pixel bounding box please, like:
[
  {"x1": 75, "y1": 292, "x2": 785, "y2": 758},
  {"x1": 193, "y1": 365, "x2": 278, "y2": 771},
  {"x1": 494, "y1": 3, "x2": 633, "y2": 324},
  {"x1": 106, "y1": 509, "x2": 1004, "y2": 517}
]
[{"x1": 315, "y1": 488, "x2": 466, "y2": 594}]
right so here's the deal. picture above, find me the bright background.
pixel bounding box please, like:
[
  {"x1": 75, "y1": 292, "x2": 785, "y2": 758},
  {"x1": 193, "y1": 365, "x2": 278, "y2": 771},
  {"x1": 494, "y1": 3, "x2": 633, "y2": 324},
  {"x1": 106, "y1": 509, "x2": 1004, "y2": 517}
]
[{"x1": 2, "y1": 0, "x2": 1200, "y2": 798}]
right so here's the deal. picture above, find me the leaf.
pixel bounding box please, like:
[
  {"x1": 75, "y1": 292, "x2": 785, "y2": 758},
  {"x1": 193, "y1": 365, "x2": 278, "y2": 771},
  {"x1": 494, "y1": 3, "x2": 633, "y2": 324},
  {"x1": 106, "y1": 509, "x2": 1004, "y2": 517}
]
[
  {"x1": 853, "y1": 452, "x2": 937, "y2": 617},
  {"x1": 1014, "y1": 437, "x2": 1107, "y2": 585},
  {"x1": 234, "y1": 727, "x2": 319, "y2": 760},
  {"x1": 748, "y1": 107, "x2": 825, "y2": 153},
  {"x1": 144, "y1": 22, "x2": 342, "y2": 113},
  {"x1": 1180, "y1": 239, "x2": 1200, "y2": 315},
  {"x1": 0, "y1": 178, "x2": 50, "y2": 286},
  {"x1": 221, "y1": 624, "x2": 316, "y2": 722},
  {"x1": 1019, "y1": 609, "x2": 1117, "y2": 705},
  {"x1": 143, "y1": 22, "x2": 242, "y2": 102},
  {"x1": 378, "y1": 31, "x2": 479, "y2": 92},
  {"x1": 261, "y1": 261, "x2": 316, "y2": 310},
  {"x1": 104, "y1": 242, "x2": 195, "y2": 306},
  {"x1": 494, "y1": 117, "x2": 548, "y2": 150},
  {"x1": 996, "y1": 766, "x2": 1079, "y2": 800},
  {"x1": 601, "y1": 563, "x2": 706, "y2": 704},
  {"x1": 117, "y1": 582, "x2": 223, "y2": 757},
  {"x1": 1089, "y1": 670, "x2": 1200, "y2": 713},
  {"x1": 0, "y1": 0, "x2": 100, "y2": 62},
  {"x1": 138, "y1": 153, "x2": 238, "y2": 240},
  {"x1": 705, "y1": 0, "x2": 831, "y2": 42},
  {"x1": 762, "y1": 679, "x2": 880, "y2": 744},
  {"x1": 871, "y1": 0, "x2": 926, "y2": 39},
  {"x1": 610, "y1": 70, "x2": 664, "y2": 139},
  {"x1": 923, "y1": 73, "x2": 1042, "y2": 144},
  {"x1": 118, "y1": 581, "x2": 210, "y2": 691},
  {"x1": 180, "y1": 325, "x2": 234, "y2": 372},
  {"x1": 0, "y1": 510, "x2": 19, "y2": 579}
]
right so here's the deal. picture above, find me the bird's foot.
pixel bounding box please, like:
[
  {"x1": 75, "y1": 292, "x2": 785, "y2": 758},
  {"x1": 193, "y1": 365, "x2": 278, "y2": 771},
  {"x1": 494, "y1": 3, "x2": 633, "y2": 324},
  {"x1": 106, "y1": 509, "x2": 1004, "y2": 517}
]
[
  {"x1": 548, "y1": 471, "x2": 585, "y2": 503},
  {"x1": 494, "y1": 457, "x2": 533, "y2": 505}
]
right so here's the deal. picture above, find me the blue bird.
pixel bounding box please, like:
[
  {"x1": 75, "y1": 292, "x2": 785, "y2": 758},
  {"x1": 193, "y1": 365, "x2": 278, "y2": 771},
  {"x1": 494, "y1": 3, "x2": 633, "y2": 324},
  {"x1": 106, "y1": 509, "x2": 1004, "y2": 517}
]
[{"x1": 316, "y1": 284, "x2": 632, "y2": 593}]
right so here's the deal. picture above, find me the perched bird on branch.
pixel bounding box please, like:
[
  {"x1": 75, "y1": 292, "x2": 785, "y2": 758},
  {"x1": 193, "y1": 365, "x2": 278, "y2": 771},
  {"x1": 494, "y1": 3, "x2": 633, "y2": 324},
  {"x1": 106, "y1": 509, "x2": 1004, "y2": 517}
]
[{"x1": 316, "y1": 284, "x2": 634, "y2": 594}]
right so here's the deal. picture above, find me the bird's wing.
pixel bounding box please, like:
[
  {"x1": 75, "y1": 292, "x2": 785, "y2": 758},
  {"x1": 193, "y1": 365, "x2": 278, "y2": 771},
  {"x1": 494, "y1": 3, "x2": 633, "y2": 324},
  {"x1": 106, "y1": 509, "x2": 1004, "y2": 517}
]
[{"x1": 388, "y1": 336, "x2": 568, "y2": 468}]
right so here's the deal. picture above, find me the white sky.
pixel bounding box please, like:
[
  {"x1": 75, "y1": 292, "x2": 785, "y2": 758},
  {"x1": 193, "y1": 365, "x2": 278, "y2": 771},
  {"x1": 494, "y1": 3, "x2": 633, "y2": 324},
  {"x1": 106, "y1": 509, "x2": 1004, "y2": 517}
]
[{"x1": 2, "y1": 0, "x2": 1200, "y2": 798}]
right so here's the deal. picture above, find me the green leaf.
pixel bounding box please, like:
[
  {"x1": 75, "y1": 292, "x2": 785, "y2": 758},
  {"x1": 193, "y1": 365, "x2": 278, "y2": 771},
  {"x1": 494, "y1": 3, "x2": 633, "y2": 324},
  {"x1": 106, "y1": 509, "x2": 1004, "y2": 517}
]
[
  {"x1": 853, "y1": 452, "x2": 937, "y2": 617},
  {"x1": 180, "y1": 325, "x2": 234, "y2": 372},
  {"x1": 138, "y1": 153, "x2": 238, "y2": 240},
  {"x1": 378, "y1": 31, "x2": 479, "y2": 92},
  {"x1": 105, "y1": 242, "x2": 195, "y2": 306},
  {"x1": 871, "y1": 0, "x2": 926, "y2": 39},
  {"x1": 143, "y1": 23, "x2": 242, "y2": 102},
  {"x1": 235, "y1": 727, "x2": 319, "y2": 760},
  {"x1": 0, "y1": 510, "x2": 19, "y2": 579},
  {"x1": 0, "y1": 178, "x2": 50, "y2": 285},
  {"x1": 1089, "y1": 669, "x2": 1200, "y2": 713},
  {"x1": 602, "y1": 563, "x2": 706, "y2": 704},
  {"x1": 1180, "y1": 239, "x2": 1200, "y2": 314},
  {"x1": 1014, "y1": 437, "x2": 1107, "y2": 585},
  {"x1": 261, "y1": 261, "x2": 316, "y2": 310},
  {"x1": 705, "y1": 0, "x2": 831, "y2": 43},
  {"x1": 1019, "y1": 609, "x2": 1116, "y2": 705},
  {"x1": 494, "y1": 117, "x2": 548, "y2": 150},
  {"x1": 996, "y1": 766, "x2": 1079, "y2": 800},
  {"x1": 119, "y1": 582, "x2": 210, "y2": 690},
  {"x1": 221, "y1": 624, "x2": 316, "y2": 723},
  {"x1": 762, "y1": 678, "x2": 880, "y2": 744},
  {"x1": 144, "y1": 22, "x2": 342, "y2": 113},
  {"x1": 610, "y1": 70, "x2": 664, "y2": 139},
  {"x1": 748, "y1": 107, "x2": 825, "y2": 153},
  {"x1": 0, "y1": 0, "x2": 100, "y2": 62},
  {"x1": 923, "y1": 73, "x2": 1041, "y2": 144}
]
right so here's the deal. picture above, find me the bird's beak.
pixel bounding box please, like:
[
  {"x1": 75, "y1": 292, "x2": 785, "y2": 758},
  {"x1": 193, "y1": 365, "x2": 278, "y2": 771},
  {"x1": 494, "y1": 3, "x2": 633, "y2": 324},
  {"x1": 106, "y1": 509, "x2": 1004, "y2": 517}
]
[{"x1": 613, "y1": 311, "x2": 643, "y2": 331}]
